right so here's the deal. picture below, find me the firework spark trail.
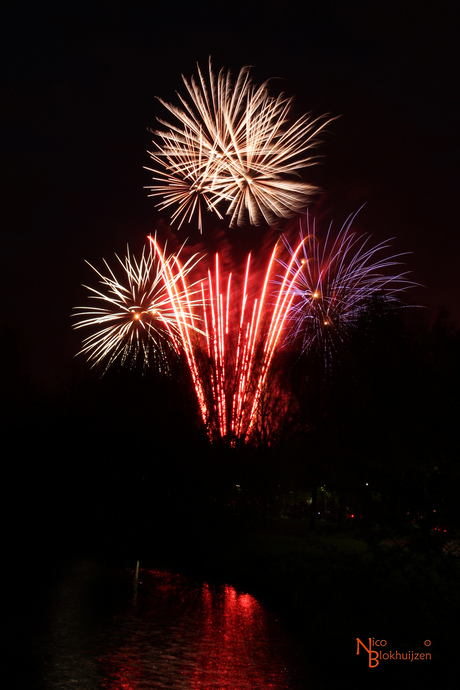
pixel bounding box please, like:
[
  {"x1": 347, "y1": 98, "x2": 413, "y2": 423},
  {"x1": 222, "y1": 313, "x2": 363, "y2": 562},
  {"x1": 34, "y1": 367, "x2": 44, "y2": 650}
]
[
  {"x1": 243, "y1": 240, "x2": 307, "y2": 438},
  {"x1": 193, "y1": 240, "x2": 308, "y2": 443},
  {"x1": 73, "y1": 238, "x2": 203, "y2": 375},
  {"x1": 145, "y1": 59, "x2": 333, "y2": 230},
  {"x1": 280, "y1": 210, "x2": 417, "y2": 370}
]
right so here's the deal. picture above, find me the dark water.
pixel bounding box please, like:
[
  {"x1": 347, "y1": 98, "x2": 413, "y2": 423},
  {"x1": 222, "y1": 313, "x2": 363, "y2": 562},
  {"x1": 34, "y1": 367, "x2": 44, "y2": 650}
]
[{"x1": 31, "y1": 559, "x2": 308, "y2": 689}]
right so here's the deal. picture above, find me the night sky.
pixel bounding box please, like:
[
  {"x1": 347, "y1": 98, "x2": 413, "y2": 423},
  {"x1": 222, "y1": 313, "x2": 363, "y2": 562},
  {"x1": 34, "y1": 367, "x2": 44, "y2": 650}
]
[{"x1": 2, "y1": 0, "x2": 459, "y2": 389}]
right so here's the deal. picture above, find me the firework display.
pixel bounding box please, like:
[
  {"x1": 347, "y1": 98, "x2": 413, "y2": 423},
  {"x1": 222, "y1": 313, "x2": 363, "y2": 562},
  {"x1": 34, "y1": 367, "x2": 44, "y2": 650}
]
[
  {"x1": 280, "y1": 211, "x2": 416, "y2": 370},
  {"x1": 73, "y1": 239, "x2": 203, "y2": 374},
  {"x1": 74, "y1": 59, "x2": 416, "y2": 445},
  {"x1": 145, "y1": 60, "x2": 331, "y2": 230}
]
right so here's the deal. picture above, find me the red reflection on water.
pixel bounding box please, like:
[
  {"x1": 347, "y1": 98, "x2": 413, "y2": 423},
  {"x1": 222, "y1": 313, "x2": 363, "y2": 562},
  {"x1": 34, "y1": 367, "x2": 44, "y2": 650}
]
[
  {"x1": 99, "y1": 651, "x2": 143, "y2": 690},
  {"x1": 189, "y1": 583, "x2": 275, "y2": 689},
  {"x1": 98, "y1": 569, "x2": 290, "y2": 689}
]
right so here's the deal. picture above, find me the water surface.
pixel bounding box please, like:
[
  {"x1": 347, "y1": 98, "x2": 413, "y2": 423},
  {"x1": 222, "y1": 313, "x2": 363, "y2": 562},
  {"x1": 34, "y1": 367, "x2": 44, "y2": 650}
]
[{"x1": 35, "y1": 559, "x2": 308, "y2": 689}]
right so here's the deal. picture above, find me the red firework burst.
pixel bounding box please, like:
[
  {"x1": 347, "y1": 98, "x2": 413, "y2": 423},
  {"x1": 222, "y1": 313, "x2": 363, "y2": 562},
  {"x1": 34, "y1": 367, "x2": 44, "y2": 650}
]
[{"x1": 186, "y1": 240, "x2": 307, "y2": 443}]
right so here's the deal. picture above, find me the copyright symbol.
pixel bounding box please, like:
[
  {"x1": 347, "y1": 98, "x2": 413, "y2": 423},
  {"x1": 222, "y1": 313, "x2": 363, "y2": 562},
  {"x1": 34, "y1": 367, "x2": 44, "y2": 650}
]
[{"x1": 424, "y1": 640, "x2": 431, "y2": 647}]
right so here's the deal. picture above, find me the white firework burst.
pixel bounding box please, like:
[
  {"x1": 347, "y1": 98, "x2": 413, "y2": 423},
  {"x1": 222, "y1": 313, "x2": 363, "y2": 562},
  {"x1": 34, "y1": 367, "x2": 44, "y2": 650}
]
[
  {"x1": 73, "y1": 238, "x2": 203, "y2": 374},
  {"x1": 145, "y1": 59, "x2": 333, "y2": 230}
]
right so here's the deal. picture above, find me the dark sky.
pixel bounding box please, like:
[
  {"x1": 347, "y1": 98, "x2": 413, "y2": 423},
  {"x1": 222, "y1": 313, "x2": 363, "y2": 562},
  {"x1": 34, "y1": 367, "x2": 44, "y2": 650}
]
[{"x1": 2, "y1": 0, "x2": 459, "y2": 388}]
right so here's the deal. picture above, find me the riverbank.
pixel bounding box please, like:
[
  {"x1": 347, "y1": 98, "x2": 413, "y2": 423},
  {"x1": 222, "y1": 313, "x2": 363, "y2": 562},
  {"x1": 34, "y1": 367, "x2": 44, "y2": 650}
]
[
  {"x1": 158, "y1": 516, "x2": 459, "y2": 689},
  {"x1": 13, "y1": 489, "x2": 458, "y2": 689}
]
